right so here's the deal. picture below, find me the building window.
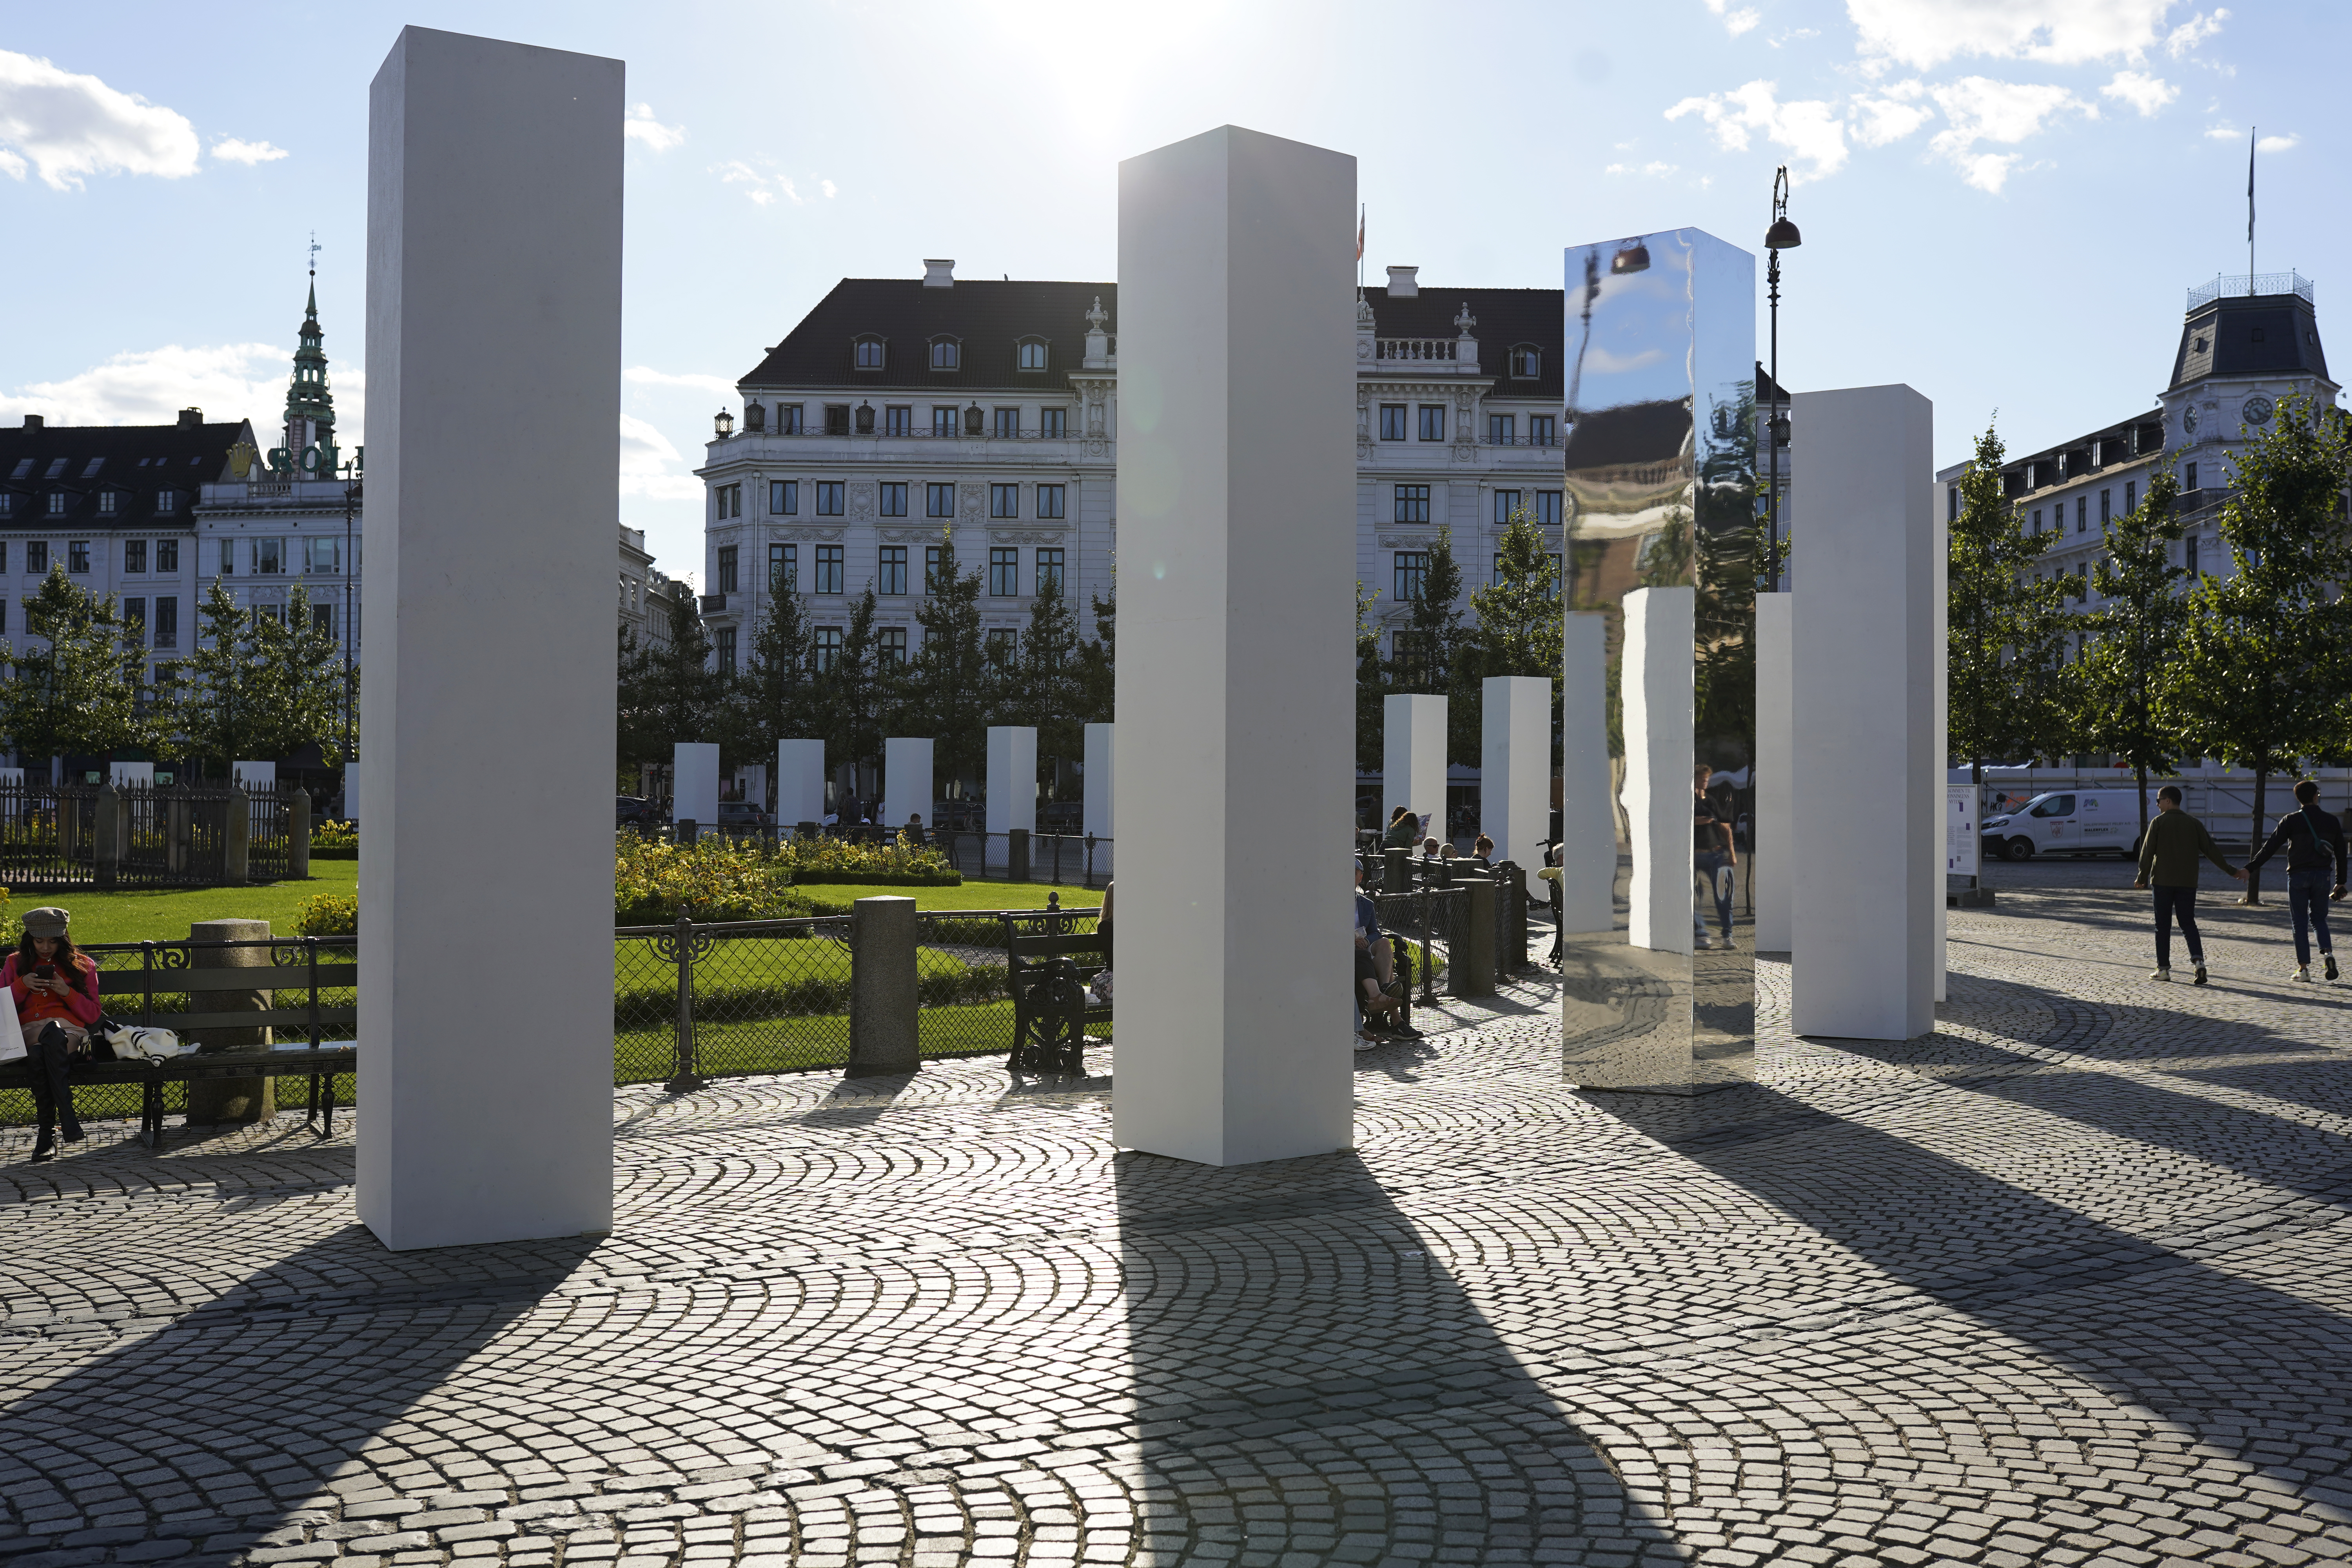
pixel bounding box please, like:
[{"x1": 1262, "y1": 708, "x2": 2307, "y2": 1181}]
[
  {"x1": 1493, "y1": 489, "x2": 1522, "y2": 524},
  {"x1": 1510, "y1": 345, "x2": 1541, "y2": 378},
  {"x1": 931, "y1": 406, "x2": 958, "y2": 437},
  {"x1": 994, "y1": 407, "x2": 1020, "y2": 438},
  {"x1": 880, "y1": 483, "x2": 908, "y2": 517},
  {"x1": 1418, "y1": 405, "x2": 1445, "y2": 441},
  {"x1": 1488, "y1": 415, "x2": 1516, "y2": 445},
  {"x1": 26, "y1": 541, "x2": 47, "y2": 573},
  {"x1": 1535, "y1": 490, "x2": 1563, "y2": 528},
  {"x1": 884, "y1": 405, "x2": 912, "y2": 437},
  {"x1": 824, "y1": 404, "x2": 851, "y2": 436},
  {"x1": 2076, "y1": 496, "x2": 2087, "y2": 532},
  {"x1": 67, "y1": 540, "x2": 90, "y2": 573},
  {"x1": 769, "y1": 542, "x2": 797, "y2": 590},
  {"x1": 1039, "y1": 408, "x2": 1066, "y2": 438},
  {"x1": 990, "y1": 548, "x2": 1019, "y2": 596},
  {"x1": 715, "y1": 627, "x2": 737, "y2": 671},
  {"x1": 927, "y1": 483, "x2": 956, "y2": 518},
  {"x1": 990, "y1": 483, "x2": 1019, "y2": 519},
  {"x1": 154, "y1": 596, "x2": 177, "y2": 648},
  {"x1": 1379, "y1": 404, "x2": 1407, "y2": 441},
  {"x1": 777, "y1": 404, "x2": 805, "y2": 434},
  {"x1": 1036, "y1": 484, "x2": 1065, "y2": 520},
  {"x1": 1037, "y1": 547, "x2": 1064, "y2": 595},
  {"x1": 304, "y1": 537, "x2": 340, "y2": 573},
  {"x1": 124, "y1": 539, "x2": 147, "y2": 574},
  {"x1": 1394, "y1": 485, "x2": 1430, "y2": 524},
  {"x1": 1018, "y1": 340, "x2": 1048, "y2": 371},
  {"x1": 853, "y1": 337, "x2": 885, "y2": 370},
  {"x1": 123, "y1": 598, "x2": 144, "y2": 642},
  {"x1": 925, "y1": 545, "x2": 945, "y2": 592},
  {"x1": 771, "y1": 479, "x2": 797, "y2": 515},
  {"x1": 986, "y1": 627, "x2": 1019, "y2": 666},
  {"x1": 717, "y1": 545, "x2": 739, "y2": 594},
  {"x1": 97, "y1": 492, "x2": 118, "y2": 516},
  {"x1": 930, "y1": 339, "x2": 960, "y2": 370},
  {"x1": 46, "y1": 493, "x2": 65, "y2": 515},
  {"x1": 817, "y1": 481, "x2": 845, "y2": 515},
  {"x1": 813, "y1": 627, "x2": 842, "y2": 671},
  {"x1": 1394, "y1": 551, "x2": 1428, "y2": 601},
  {"x1": 879, "y1": 546, "x2": 908, "y2": 596},
  {"x1": 156, "y1": 539, "x2": 178, "y2": 573},
  {"x1": 1529, "y1": 415, "x2": 1557, "y2": 446},
  {"x1": 814, "y1": 544, "x2": 845, "y2": 595}
]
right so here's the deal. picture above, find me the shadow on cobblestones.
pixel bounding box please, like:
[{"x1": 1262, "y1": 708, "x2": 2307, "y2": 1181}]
[{"x1": 1112, "y1": 1148, "x2": 1688, "y2": 1566}]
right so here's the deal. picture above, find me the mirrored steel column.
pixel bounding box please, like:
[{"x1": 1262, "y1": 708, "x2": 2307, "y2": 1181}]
[{"x1": 1558, "y1": 229, "x2": 1757, "y2": 1093}]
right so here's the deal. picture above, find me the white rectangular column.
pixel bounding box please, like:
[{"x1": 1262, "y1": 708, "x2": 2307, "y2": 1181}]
[
  {"x1": 671, "y1": 742, "x2": 719, "y2": 828},
  {"x1": 1480, "y1": 676, "x2": 1548, "y2": 870},
  {"x1": 1383, "y1": 693, "x2": 1446, "y2": 839},
  {"x1": 1753, "y1": 593, "x2": 1793, "y2": 952},
  {"x1": 359, "y1": 26, "x2": 620, "y2": 1250},
  {"x1": 1791, "y1": 385, "x2": 1936, "y2": 1040},
  {"x1": 777, "y1": 739, "x2": 825, "y2": 830},
  {"x1": 1114, "y1": 125, "x2": 1356, "y2": 1167},
  {"x1": 1557, "y1": 613, "x2": 1614, "y2": 933},
  {"x1": 882, "y1": 737, "x2": 934, "y2": 835},
  {"x1": 1083, "y1": 723, "x2": 1114, "y2": 839},
  {"x1": 986, "y1": 726, "x2": 1036, "y2": 835},
  {"x1": 1624, "y1": 588, "x2": 1695, "y2": 955}
]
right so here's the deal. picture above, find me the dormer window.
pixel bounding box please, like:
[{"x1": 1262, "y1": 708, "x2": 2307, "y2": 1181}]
[
  {"x1": 1017, "y1": 338, "x2": 1049, "y2": 372},
  {"x1": 1508, "y1": 345, "x2": 1541, "y2": 378},
  {"x1": 853, "y1": 335, "x2": 886, "y2": 370},
  {"x1": 929, "y1": 337, "x2": 961, "y2": 371}
]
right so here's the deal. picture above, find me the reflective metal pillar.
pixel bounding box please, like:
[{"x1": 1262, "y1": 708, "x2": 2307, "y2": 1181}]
[{"x1": 1559, "y1": 228, "x2": 1758, "y2": 1093}]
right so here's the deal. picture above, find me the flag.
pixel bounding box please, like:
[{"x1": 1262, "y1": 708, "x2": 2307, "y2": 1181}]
[
  {"x1": 1356, "y1": 206, "x2": 1365, "y2": 262},
  {"x1": 2248, "y1": 127, "x2": 2256, "y2": 244}
]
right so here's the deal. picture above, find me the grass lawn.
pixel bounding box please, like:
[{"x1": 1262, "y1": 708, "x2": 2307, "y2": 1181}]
[
  {"x1": 797, "y1": 879, "x2": 1102, "y2": 913},
  {"x1": 34, "y1": 859, "x2": 357, "y2": 947}
]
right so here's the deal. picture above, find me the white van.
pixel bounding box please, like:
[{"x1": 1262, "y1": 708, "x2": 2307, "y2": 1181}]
[{"x1": 1981, "y1": 790, "x2": 2154, "y2": 860}]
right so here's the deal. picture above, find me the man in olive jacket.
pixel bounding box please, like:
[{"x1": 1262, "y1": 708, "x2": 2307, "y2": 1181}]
[{"x1": 2134, "y1": 785, "x2": 2245, "y2": 984}]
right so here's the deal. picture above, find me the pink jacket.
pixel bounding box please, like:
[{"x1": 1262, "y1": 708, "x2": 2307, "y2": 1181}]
[{"x1": 2, "y1": 950, "x2": 102, "y2": 1028}]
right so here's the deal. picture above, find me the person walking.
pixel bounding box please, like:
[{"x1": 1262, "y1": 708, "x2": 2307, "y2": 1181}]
[
  {"x1": 2244, "y1": 779, "x2": 2349, "y2": 982},
  {"x1": 2134, "y1": 785, "x2": 2245, "y2": 984}
]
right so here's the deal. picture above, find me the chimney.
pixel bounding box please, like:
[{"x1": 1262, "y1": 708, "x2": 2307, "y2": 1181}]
[
  {"x1": 178, "y1": 407, "x2": 203, "y2": 427},
  {"x1": 922, "y1": 258, "x2": 956, "y2": 289},
  {"x1": 1386, "y1": 265, "x2": 1419, "y2": 298},
  {"x1": 20, "y1": 414, "x2": 42, "y2": 430}
]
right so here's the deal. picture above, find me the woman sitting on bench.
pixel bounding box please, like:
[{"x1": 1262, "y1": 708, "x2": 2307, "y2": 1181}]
[{"x1": 8, "y1": 906, "x2": 102, "y2": 1161}]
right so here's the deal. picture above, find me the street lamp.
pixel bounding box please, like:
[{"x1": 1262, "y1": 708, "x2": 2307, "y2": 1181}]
[{"x1": 1764, "y1": 166, "x2": 1800, "y2": 593}]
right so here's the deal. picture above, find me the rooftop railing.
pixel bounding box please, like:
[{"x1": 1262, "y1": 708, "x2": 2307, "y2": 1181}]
[{"x1": 2186, "y1": 271, "x2": 2314, "y2": 310}]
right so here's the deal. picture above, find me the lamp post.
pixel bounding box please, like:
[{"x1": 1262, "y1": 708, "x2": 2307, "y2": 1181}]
[{"x1": 1764, "y1": 166, "x2": 1800, "y2": 592}]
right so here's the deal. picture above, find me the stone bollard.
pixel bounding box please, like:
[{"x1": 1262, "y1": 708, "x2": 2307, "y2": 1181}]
[
  {"x1": 225, "y1": 788, "x2": 251, "y2": 885},
  {"x1": 846, "y1": 895, "x2": 920, "y2": 1076},
  {"x1": 1007, "y1": 827, "x2": 1030, "y2": 884},
  {"x1": 1383, "y1": 846, "x2": 1409, "y2": 894},
  {"x1": 289, "y1": 788, "x2": 312, "y2": 879},
  {"x1": 1450, "y1": 877, "x2": 1495, "y2": 1000},
  {"x1": 186, "y1": 917, "x2": 276, "y2": 1124},
  {"x1": 94, "y1": 783, "x2": 122, "y2": 890}
]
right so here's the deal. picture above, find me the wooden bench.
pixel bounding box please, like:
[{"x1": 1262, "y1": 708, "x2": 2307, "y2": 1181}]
[
  {"x1": 0, "y1": 936, "x2": 358, "y2": 1147},
  {"x1": 1001, "y1": 895, "x2": 1108, "y2": 1076}
]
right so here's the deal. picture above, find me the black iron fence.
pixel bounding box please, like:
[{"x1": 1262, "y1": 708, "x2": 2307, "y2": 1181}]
[{"x1": 0, "y1": 780, "x2": 308, "y2": 891}]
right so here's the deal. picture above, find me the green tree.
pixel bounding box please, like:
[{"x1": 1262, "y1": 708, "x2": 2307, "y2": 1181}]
[
  {"x1": 2067, "y1": 469, "x2": 2188, "y2": 847},
  {"x1": 906, "y1": 530, "x2": 989, "y2": 790},
  {"x1": 0, "y1": 564, "x2": 154, "y2": 764},
  {"x1": 1948, "y1": 421, "x2": 2076, "y2": 786},
  {"x1": 2167, "y1": 394, "x2": 2352, "y2": 902}
]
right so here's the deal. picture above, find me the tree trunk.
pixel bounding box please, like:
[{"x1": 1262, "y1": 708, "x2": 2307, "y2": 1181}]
[{"x1": 2243, "y1": 769, "x2": 2269, "y2": 904}]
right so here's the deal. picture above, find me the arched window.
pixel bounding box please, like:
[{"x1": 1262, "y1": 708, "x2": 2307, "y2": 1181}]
[
  {"x1": 1017, "y1": 338, "x2": 1049, "y2": 372},
  {"x1": 853, "y1": 335, "x2": 886, "y2": 370},
  {"x1": 1508, "y1": 345, "x2": 1541, "y2": 378},
  {"x1": 929, "y1": 337, "x2": 961, "y2": 370}
]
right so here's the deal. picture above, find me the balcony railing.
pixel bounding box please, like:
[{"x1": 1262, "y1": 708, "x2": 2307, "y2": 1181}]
[{"x1": 2186, "y1": 271, "x2": 2314, "y2": 310}]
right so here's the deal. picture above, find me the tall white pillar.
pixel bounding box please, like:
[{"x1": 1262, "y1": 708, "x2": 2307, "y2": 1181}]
[
  {"x1": 1624, "y1": 588, "x2": 1695, "y2": 955},
  {"x1": 777, "y1": 740, "x2": 825, "y2": 830},
  {"x1": 986, "y1": 726, "x2": 1036, "y2": 835},
  {"x1": 1083, "y1": 722, "x2": 1114, "y2": 839},
  {"x1": 1480, "y1": 675, "x2": 1548, "y2": 870},
  {"x1": 671, "y1": 742, "x2": 719, "y2": 828},
  {"x1": 1557, "y1": 613, "x2": 1614, "y2": 933},
  {"x1": 1791, "y1": 385, "x2": 1936, "y2": 1040},
  {"x1": 882, "y1": 737, "x2": 934, "y2": 833},
  {"x1": 1753, "y1": 594, "x2": 1793, "y2": 952},
  {"x1": 358, "y1": 26, "x2": 620, "y2": 1250},
  {"x1": 1113, "y1": 125, "x2": 1356, "y2": 1167},
  {"x1": 1383, "y1": 693, "x2": 1446, "y2": 839}
]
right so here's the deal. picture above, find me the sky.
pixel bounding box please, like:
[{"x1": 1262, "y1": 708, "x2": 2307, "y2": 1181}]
[{"x1": 0, "y1": 0, "x2": 2333, "y2": 588}]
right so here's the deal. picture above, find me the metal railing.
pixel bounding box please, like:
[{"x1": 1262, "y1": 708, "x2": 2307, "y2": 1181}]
[{"x1": 2186, "y1": 271, "x2": 2314, "y2": 310}]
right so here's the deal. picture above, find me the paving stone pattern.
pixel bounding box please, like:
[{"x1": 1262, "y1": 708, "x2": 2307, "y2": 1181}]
[{"x1": 6, "y1": 874, "x2": 2352, "y2": 1566}]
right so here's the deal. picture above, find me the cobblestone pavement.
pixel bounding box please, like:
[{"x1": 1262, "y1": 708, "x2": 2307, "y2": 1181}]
[{"x1": 7, "y1": 875, "x2": 2352, "y2": 1568}]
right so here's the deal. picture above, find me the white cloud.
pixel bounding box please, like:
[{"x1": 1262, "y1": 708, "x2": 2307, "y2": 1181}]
[
  {"x1": 1851, "y1": 80, "x2": 1935, "y2": 146},
  {"x1": 1666, "y1": 80, "x2": 1849, "y2": 178},
  {"x1": 618, "y1": 414, "x2": 703, "y2": 500},
  {"x1": 0, "y1": 49, "x2": 198, "y2": 190},
  {"x1": 209, "y1": 137, "x2": 287, "y2": 165},
  {"x1": 623, "y1": 102, "x2": 684, "y2": 153},
  {"x1": 1701, "y1": 0, "x2": 1762, "y2": 36},
  {"x1": 1847, "y1": 0, "x2": 2179, "y2": 71},
  {"x1": 0, "y1": 341, "x2": 365, "y2": 444},
  {"x1": 624, "y1": 366, "x2": 738, "y2": 397},
  {"x1": 2101, "y1": 70, "x2": 2178, "y2": 115},
  {"x1": 2166, "y1": 8, "x2": 2229, "y2": 57}
]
